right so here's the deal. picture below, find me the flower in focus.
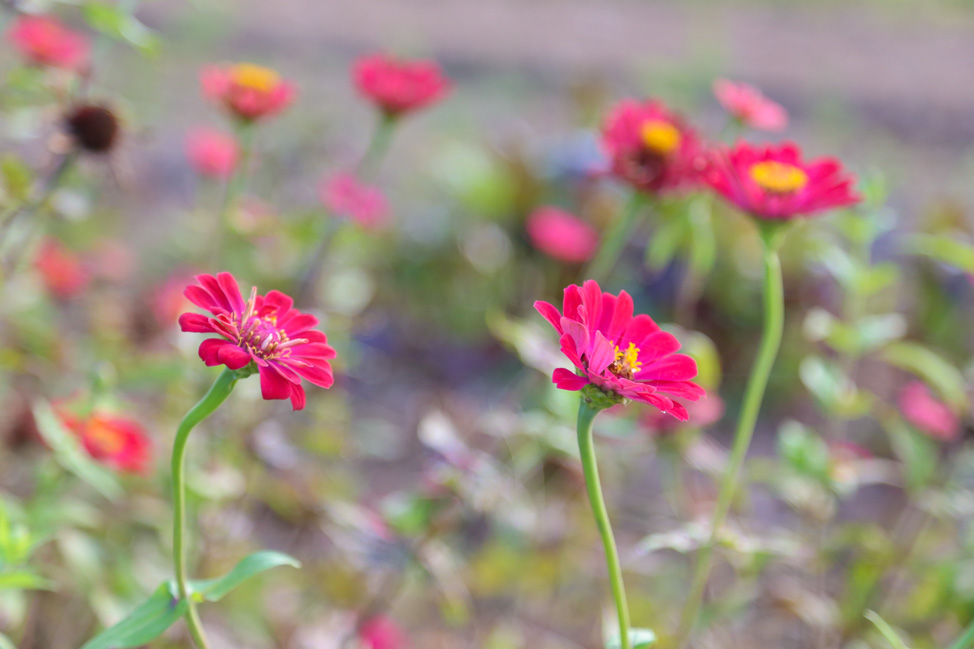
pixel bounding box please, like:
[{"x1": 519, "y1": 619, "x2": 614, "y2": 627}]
[
  {"x1": 713, "y1": 79, "x2": 787, "y2": 132},
  {"x1": 319, "y1": 173, "x2": 390, "y2": 229},
  {"x1": 526, "y1": 206, "x2": 598, "y2": 263},
  {"x1": 200, "y1": 63, "x2": 295, "y2": 122},
  {"x1": 898, "y1": 381, "x2": 961, "y2": 442},
  {"x1": 705, "y1": 141, "x2": 860, "y2": 220},
  {"x1": 600, "y1": 99, "x2": 703, "y2": 195},
  {"x1": 535, "y1": 280, "x2": 704, "y2": 419},
  {"x1": 64, "y1": 104, "x2": 121, "y2": 154},
  {"x1": 61, "y1": 411, "x2": 152, "y2": 474},
  {"x1": 9, "y1": 15, "x2": 89, "y2": 71},
  {"x1": 185, "y1": 128, "x2": 239, "y2": 178},
  {"x1": 359, "y1": 616, "x2": 408, "y2": 649},
  {"x1": 353, "y1": 53, "x2": 450, "y2": 117},
  {"x1": 34, "y1": 238, "x2": 90, "y2": 299},
  {"x1": 178, "y1": 273, "x2": 336, "y2": 410},
  {"x1": 642, "y1": 394, "x2": 724, "y2": 434}
]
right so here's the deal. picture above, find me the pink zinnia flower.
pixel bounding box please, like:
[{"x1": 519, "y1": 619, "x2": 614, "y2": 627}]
[
  {"x1": 185, "y1": 128, "x2": 239, "y2": 178},
  {"x1": 200, "y1": 63, "x2": 295, "y2": 122},
  {"x1": 535, "y1": 280, "x2": 705, "y2": 420},
  {"x1": 643, "y1": 394, "x2": 724, "y2": 434},
  {"x1": 61, "y1": 412, "x2": 152, "y2": 475},
  {"x1": 359, "y1": 616, "x2": 408, "y2": 649},
  {"x1": 178, "y1": 273, "x2": 336, "y2": 410},
  {"x1": 898, "y1": 381, "x2": 961, "y2": 442},
  {"x1": 34, "y1": 238, "x2": 90, "y2": 299},
  {"x1": 600, "y1": 99, "x2": 703, "y2": 195},
  {"x1": 319, "y1": 173, "x2": 390, "y2": 229},
  {"x1": 526, "y1": 206, "x2": 598, "y2": 263},
  {"x1": 713, "y1": 79, "x2": 788, "y2": 132},
  {"x1": 704, "y1": 141, "x2": 860, "y2": 220},
  {"x1": 9, "y1": 15, "x2": 89, "y2": 71},
  {"x1": 353, "y1": 53, "x2": 450, "y2": 117}
]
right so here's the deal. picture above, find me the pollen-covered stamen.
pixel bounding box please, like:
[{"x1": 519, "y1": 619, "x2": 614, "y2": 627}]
[
  {"x1": 749, "y1": 160, "x2": 808, "y2": 194},
  {"x1": 640, "y1": 120, "x2": 682, "y2": 155},
  {"x1": 607, "y1": 342, "x2": 643, "y2": 380},
  {"x1": 229, "y1": 293, "x2": 310, "y2": 360}
]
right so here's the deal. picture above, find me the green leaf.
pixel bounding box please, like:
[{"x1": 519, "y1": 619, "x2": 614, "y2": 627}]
[
  {"x1": 777, "y1": 420, "x2": 830, "y2": 482},
  {"x1": 865, "y1": 610, "x2": 911, "y2": 649},
  {"x1": 606, "y1": 628, "x2": 657, "y2": 649},
  {"x1": 645, "y1": 218, "x2": 687, "y2": 271},
  {"x1": 799, "y1": 356, "x2": 872, "y2": 418},
  {"x1": 902, "y1": 233, "x2": 974, "y2": 274},
  {"x1": 885, "y1": 416, "x2": 938, "y2": 492},
  {"x1": 188, "y1": 551, "x2": 300, "y2": 602},
  {"x1": 31, "y1": 400, "x2": 123, "y2": 501},
  {"x1": 0, "y1": 570, "x2": 53, "y2": 591},
  {"x1": 80, "y1": 583, "x2": 187, "y2": 649},
  {"x1": 0, "y1": 155, "x2": 33, "y2": 203},
  {"x1": 83, "y1": 2, "x2": 161, "y2": 55},
  {"x1": 881, "y1": 342, "x2": 968, "y2": 409}
]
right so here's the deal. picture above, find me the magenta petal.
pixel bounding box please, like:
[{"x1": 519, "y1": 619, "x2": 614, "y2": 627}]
[
  {"x1": 262, "y1": 289, "x2": 294, "y2": 314},
  {"x1": 198, "y1": 338, "x2": 232, "y2": 366},
  {"x1": 258, "y1": 364, "x2": 293, "y2": 401},
  {"x1": 216, "y1": 344, "x2": 252, "y2": 370},
  {"x1": 552, "y1": 368, "x2": 588, "y2": 391},
  {"x1": 640, "y1": 354, "x2": 699, "y2": 382},
  {"x1": 288, "y1": 384, "x2": 306, "y2": 410},
  {"x1": 217, "y1": 272, "x2": 246, "y2": 313},
  {"x1": 178, "y1": 312, "x2": 214, "y2": 333},
  {"x1": 294, "y1": 362, "x2": 334, "y2": 388},
  {"x1": 534, "y1": 300, "x2": 564, "y2": 334}
]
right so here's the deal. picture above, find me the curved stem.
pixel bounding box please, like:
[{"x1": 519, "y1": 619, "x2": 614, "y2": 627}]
[
  {"x1": 577, "y1": 400, "x2": 632, "y2": 649},
  {"x1": 673, "y1": 235, "x2": 784, "y2": 649},
  {"x1": 172, "y1": 368, "x2": 239, "y2": 649},
  {"x1": 585, "y1": 192, "x2": 644, "y2": 282}
]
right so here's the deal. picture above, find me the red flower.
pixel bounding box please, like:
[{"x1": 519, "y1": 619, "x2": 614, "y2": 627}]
[
  {"x1": 178, "y1": 273, "x2": 336, "y2": 410},
  {"x1": 526, "y1": 206, "x2": 598, "y2": 263},
  {"x1": 359, "y1": 616, "x2": 408, "y2": 649},
  {"x1": 353, "y1": 53, "x2": 449, "y2": 117},
  {"x1": 200, "y1": 63, "x2": 295, "y2": 122},
  {"x1": 185, "y1": 128, "x2": 239, "y2": 178},
  {"x1": 62, "y1": 412, "x2": 152, "y2": 474},
  {"x1": 600, "y1": 99, "x2": 703, "y2": 195},
  {"x1": 319, "y1": 173, "x2": 390, "y2": 229},
  {"x1": 34, "y1": 238, "x2": 90, "y2": 299},
  {"x1": 535, "y1": 280, "x2": 704, "y2": 419},
  {"x1": 9, "y1": 15, "x2": 89, "y2": 71},
  {"x1": 713, "y1": 79, "x2": 787, "y2": 132},
  {"x1": 898, "y1": 381, "x2": 961, "y2": 442},
  {"x1": 704, "y1": 141, "x2": 860, "y2": 220}
]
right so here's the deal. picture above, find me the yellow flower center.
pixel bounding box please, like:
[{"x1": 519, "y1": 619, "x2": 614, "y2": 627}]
[
  {"x1": 608, "y1": 342, "x2": 642, "y2": 379},
  {"x1": 749, "y1": 161, "x2": 808, "y2": 194},
  {"x1": 85, "y1": 418, "x2": 125, "y2": 455},
  {"x1": 230, "y1": 63, "x2": 279, "y2": 92},
  {"x1": 640, "y1": 120, "x2": 682, "y2": 155}
]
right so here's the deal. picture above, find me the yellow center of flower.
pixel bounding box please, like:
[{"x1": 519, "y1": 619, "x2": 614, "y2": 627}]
[
  {"x1": 749, "y1": 161, "x2": 808, "y2": 194},
  {"x1": 607, "y1": 342, "x2": 642, "y2": 379},
  {"x1": 640, "y1": 120, "x2": 682, "y2": 155},
  {"x1": 85, "y1": 418, "x2": 125, "y2": 455},
  {"x1": 230, "y1": 63, "x2": 279, "y2": 92}
]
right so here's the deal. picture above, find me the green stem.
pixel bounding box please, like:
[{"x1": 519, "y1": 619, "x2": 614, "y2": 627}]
[
  {"x1": 172, "y1": 368, "x2": 239, "y2": 649},
  {"x1": 673, "y1": 231, "x2": 785, "y2": 649},
  {"x1": 356, "y1": 113, "x2": 396, "y2": 178},
  {"x1": 585, "y1": 192, "x2": 644, "y2": 282},
  {"x1": 215, "y1": 122, "x2": 257, "y2": 259},
  {"x1": 673, "y1": 195, "x2": 715, "y2": 328},
  {"x1": 949, "y1": 617, "x2": 974, "y2": 649},
  {"x1": 577, "y1": 400, "x2": 632, "y2": 649}
]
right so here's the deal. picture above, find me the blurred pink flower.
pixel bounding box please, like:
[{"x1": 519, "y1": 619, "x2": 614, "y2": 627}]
[
  {"x1": 535, "y1": 280, "x2": 704, "y2": 419},
  {"x1": 320, "y1": 173, "x2": 390, "y2": 229},
  {"x1": 185, "y1": 128, "x2": 240, "y2": 178},
  {"x1": 9, "y1": 15, "x2": 89, "y2": 71},
  {"x1": 359, "y1": 616, "x2": 408, "y2": 649},
  {"x1": 353, "y1": 53, "x2": 450, "y2": 117},
  {"x1": 526, "y1": 206, "x2": 598, "y2": 263},
  {"x1": 705, "y1": 141, "x2": 860, "y2": 220},
  {"x1": 642, "y1": 394, "x2": 724, "y2": 434},
  {"x1": 178, "y1": 273, "x2": 336, "y2": 410},
  {"x1": 600, "y1": 99, "x2": 703, "y2": 195},
  {"x1": 34, "y1": 238, "x2": 90, "y2": 299},
  {"x1": 61, "y1": 411, "x2": 152, "y2": 475},
  {"x1": 200, "y1": 63, "x2": 295, "y2": 122},
  {"x1": 898, "y1": 381, "x2": 961, "y2": 442},
  {"x1": 713, "y1": 79, "x2": 788, "y2": 132}
]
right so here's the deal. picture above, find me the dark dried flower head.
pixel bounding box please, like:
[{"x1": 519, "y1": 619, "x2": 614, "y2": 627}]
[{"x1": 65, "y1": 104, "x2": 120, "y2": 153}]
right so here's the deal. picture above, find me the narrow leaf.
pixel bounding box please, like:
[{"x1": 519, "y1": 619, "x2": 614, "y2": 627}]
[
  {"x1": 81, "y1": 583, "x2": 187, "y2": 649},
  {"x1": 865, "y1": 610, "x2": 911, "y2": 649},
  {"x1": 606, "y1": 628, "x2": 657, "y2": 649},
  {"x1": 189, "y1": 551, "x2": 300, "y2": 602}
]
